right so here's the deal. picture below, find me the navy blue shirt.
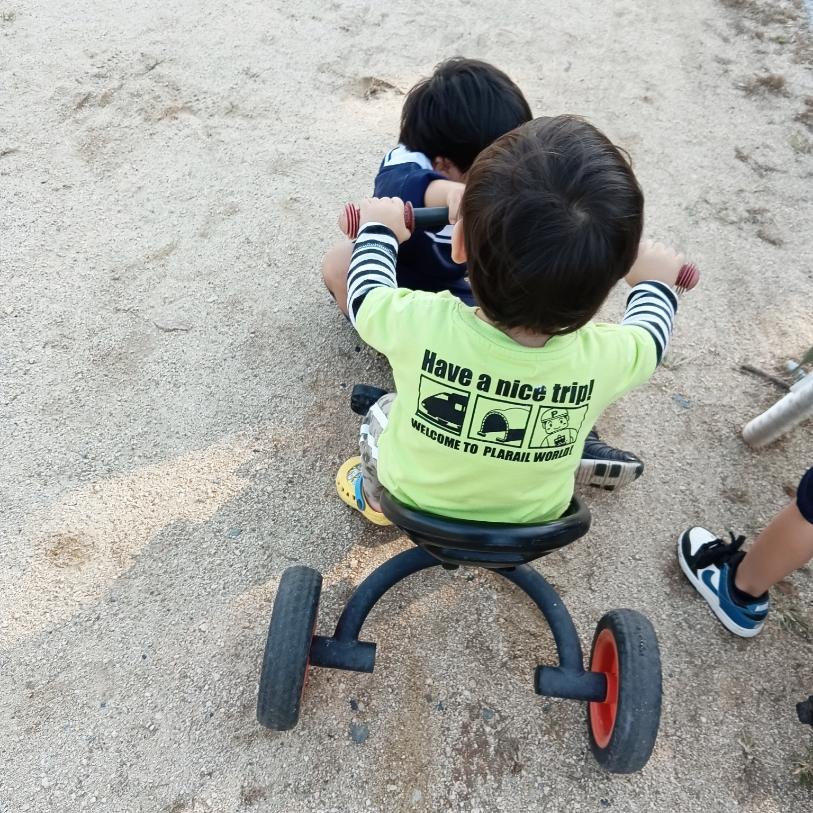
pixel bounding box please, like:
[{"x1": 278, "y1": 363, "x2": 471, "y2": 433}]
[{"x1": 373, "y1": 145, "x2": 473, "y2": 304}]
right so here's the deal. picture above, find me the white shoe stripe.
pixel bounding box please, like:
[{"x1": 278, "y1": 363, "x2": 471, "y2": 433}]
[{"x1": 370, "y1": 402, "x2": 389, "y2": 429}]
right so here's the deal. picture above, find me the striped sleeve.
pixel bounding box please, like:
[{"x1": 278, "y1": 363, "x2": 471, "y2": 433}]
[
  {"x1": 621, "y1": 281, "x2": 678, "y2": 364},
  {"x1": 347, "y1": 223, "x2": 398, "y2": 327}
]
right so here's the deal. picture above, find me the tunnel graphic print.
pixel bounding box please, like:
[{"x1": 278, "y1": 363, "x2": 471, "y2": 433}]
[{"x1": 469, "y1": 396, "x2": 531, "y2": 447}]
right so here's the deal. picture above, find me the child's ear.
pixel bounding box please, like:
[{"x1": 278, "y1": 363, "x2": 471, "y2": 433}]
[
  {"x1": 451, "y1": 221, "x2": 466, "y2": 264},
  {"x1": 433, "y1": 156, "x2": 465, "y2": 182}
]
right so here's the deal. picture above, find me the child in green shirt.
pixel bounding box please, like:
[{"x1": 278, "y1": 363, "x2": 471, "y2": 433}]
[
  {"x1": 326, "y1": 59, "x2": 645, "y2": 492},
  {"x1": 336, "y1": 115, "x2": 690, "y2": 525}
]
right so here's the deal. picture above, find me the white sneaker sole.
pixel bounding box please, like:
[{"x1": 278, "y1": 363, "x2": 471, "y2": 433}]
[
  {"x1": 576, "y1": 458, "x2": 642, "y2": 491},
  {"x1": 676, "y1": 534, "x2": 762, "y2": 638}
]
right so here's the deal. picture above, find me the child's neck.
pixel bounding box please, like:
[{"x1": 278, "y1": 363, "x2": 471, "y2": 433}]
[{"x1": 475, "y1": 309, "x2": 551, "y2": 348}]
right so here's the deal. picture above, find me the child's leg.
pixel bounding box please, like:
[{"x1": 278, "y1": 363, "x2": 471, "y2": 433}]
[
  {"x1": 677, "y1": 467, "x2": 813, "y2": 637},
  {"x1": 321, "y1": 240, "x2": 353, "y2": 316},
  {"x1": 358, "y1": 394, "x2": 396, "y2": 510},
  {"x1": 735, "y1": 468, "x2": 813, "y2": 596},
  {"x1": 334, "y1": 394, "x2": 395, "y2": 526}
]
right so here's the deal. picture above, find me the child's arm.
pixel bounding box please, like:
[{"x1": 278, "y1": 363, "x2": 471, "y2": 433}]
[
  {"x1": 619, "y1": 240, "x2": 685, "y2": 364},
  {"x1": 620, "y1": 281, "x2": 677, "y2": 364},
  {"x1": 346, "y1": 198, "x2": 411, "y2": 326},
  {"x1": 424, "y1": 179, "x2": 465, "y2": 223},
  {"x1": 374, "y1": 147, "x2": 445, "y2": 210},
  {"x1": 619, "y1": 242, "x2": 681, "y2": 366},
  {"x1": 374, "y1": 147, "x2": 463, "y2": 223},
  {"x1": 624, "y1": 239, "x2": 684, "y2": 288}
]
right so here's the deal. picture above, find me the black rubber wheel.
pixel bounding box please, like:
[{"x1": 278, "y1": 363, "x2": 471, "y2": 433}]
[
  {"x1": 350, "y1": 384, "x2": 389, "y2": 416},
  {"x1": 257, "y1": 566, "x2": 322, "y2": 730},
  {"x1": 587, "y1": 609, "x2": 662, "y2": 773},
  {"x1": 798, "y1": 695, "x2": 813, "y2": 727}
]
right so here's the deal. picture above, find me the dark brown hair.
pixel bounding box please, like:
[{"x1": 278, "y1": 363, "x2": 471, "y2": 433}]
[
  {"x1": 399, "y1": 57, "x2": 532, "y2": 172},
  {"x1": 461, "y1": 115, "x2": 644, "y2": 335}
]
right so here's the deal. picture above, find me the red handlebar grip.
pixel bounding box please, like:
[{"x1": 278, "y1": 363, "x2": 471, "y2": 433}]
[
  {"x1": 675, "y1": 262, "x2": 699, "y2": 294},
  {"x1": 339, "y1": 201, "x2": 415, "y2": 239},
  {"x1": 403, "y1": 201, "x2": 414, "y2": 234},
  {"x1": 338, "y1": 203, "x2": 361, "y2": 239}
]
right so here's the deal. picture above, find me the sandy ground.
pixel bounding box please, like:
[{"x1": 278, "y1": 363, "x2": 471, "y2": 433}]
[{"x1": 2, "y1": 0, "x2": 812, "y2": 811}]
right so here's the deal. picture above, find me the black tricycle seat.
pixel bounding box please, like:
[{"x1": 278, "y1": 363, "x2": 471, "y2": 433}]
[{"x1": 380, "y1": 491, "x2": 591, "y2": 568}]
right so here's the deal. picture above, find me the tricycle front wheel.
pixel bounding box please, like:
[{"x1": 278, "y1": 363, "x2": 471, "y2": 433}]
[
  {"x1": 587, "y1": 609, "x2": 662, "y2": 773},
  {"x1": 257, "y1": 566, "x2": 322, "y2": 730}
]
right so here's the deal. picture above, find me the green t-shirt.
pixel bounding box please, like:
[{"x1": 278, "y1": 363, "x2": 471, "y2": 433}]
[{"x1": 356, "y1": 287, "x2": 658, "y2": 524}]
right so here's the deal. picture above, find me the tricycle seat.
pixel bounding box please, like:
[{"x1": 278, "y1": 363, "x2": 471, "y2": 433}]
[{"x1": 379, "y1": 491, "x2": 591, "y2": 569}]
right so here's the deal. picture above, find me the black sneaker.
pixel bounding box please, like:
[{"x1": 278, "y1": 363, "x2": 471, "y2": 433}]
[{"x1": 576, "y1": 429, "x2": 644, "y2": 491}]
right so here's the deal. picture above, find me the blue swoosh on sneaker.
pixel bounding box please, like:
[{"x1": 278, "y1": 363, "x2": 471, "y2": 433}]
[{"x1": 701, "y1": 569, "x2": 720, "y2": 597}]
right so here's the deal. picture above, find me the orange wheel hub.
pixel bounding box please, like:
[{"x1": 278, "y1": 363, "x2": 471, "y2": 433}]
[{"x1": 589, "y1": 629, "x2": 619, "y2": 748}]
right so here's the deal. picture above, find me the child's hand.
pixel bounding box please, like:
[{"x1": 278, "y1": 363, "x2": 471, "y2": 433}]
[
  {"x1": 359, "y1": 196, "x2": 410, "y2": 243},
  {"x1": 447, "y1": 184, "x2": 464, "y2": 224},
  {"x1": 625, "y1": 239, "x2": 685, "y2": 288}
]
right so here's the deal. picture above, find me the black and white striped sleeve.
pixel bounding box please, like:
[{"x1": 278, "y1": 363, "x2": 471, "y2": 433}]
[
  {"x1": 347, "y1": 223, "x2": 398, "y2": 327},
  {"x1": 621, "y1": 281, "x2": 678, "y2": 364}
]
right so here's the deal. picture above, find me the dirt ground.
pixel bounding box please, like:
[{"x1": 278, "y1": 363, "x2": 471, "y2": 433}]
[{"x1": 2, "y1": 0, "x2": 812, "y2": 811}]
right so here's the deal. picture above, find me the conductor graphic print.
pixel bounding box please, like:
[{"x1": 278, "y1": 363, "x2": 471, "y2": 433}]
[{"x1": 531, "y1": 406, "x2": 589, "y2": 449}]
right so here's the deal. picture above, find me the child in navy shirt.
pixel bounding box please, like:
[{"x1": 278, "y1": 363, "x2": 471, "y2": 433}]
[
  {"x1": 369, "y1": 144, "x2": 472, "y2": 304},
  {"x1": 323, "y1": 58, "x2": 647, "y2": 491},
  {"x1": 322, "y1": 57, "x2": 531, "y2": 312}
]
